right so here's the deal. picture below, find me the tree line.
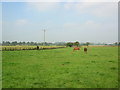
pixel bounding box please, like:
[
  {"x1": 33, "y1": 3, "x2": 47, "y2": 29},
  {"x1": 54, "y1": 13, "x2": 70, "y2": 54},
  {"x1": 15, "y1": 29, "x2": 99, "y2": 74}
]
[
  {"x1": 1, "y1": 41, "x2": 66, "y2": 46},
  {"x1": 66, "y1": 42, "x2": 120, "y2": 47},
  {"x1": 1, "y1": 41, "x2": 120, "y2": 46}
]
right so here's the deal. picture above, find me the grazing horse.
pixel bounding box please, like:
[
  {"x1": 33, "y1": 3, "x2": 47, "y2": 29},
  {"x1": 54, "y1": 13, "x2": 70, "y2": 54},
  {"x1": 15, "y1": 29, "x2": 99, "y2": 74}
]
[
  {"x1": 73, "y1": 47, "x2": 80, "y2": 51},
  {"x1": 84, "y1": 48, "x2": 87, "y2": 53}
]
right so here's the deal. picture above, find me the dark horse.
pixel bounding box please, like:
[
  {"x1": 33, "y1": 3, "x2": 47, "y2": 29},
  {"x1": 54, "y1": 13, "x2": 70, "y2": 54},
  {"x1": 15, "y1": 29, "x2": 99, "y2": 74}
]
[
  {"x1": 84, "y1": 48, "x2": 87, "y2": 53},
  {"x1": 37, "y1": 46, "x2": 39, "y2": 50}
]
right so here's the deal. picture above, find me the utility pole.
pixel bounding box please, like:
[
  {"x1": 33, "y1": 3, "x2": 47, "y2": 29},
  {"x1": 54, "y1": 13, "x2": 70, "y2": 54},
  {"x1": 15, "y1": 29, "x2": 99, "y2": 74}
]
[{"x1": 43, "y1": 29, "x2": 46, "y2": 46}]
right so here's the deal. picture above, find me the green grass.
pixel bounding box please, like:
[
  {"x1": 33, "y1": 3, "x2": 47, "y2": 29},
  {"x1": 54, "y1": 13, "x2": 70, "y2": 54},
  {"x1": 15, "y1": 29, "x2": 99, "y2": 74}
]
[{"x1": 2, "y1": 47, "x2": 118, "y2": 88}]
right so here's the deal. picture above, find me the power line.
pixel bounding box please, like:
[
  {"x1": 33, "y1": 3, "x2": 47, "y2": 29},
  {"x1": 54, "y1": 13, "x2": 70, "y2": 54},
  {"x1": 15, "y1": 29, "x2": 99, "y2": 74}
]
[{"x1": 43, "y1": 29, "x2": 46, "y2": 46}]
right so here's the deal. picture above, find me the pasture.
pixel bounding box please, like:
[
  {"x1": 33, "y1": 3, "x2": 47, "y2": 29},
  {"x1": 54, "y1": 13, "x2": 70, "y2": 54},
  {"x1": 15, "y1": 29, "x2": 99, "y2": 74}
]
[{"x1": 2, "y1": 46, "x2": 118, "y2": 88}]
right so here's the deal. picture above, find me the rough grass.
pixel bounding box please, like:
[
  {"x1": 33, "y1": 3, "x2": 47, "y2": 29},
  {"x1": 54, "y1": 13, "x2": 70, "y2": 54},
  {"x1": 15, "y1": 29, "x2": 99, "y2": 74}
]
[
  {"x1": 1, "y1": 46, "x2": 65, "y2": 51},
  {"x1": 2, "y1": 47, "x2": 118, "y2": 88}
]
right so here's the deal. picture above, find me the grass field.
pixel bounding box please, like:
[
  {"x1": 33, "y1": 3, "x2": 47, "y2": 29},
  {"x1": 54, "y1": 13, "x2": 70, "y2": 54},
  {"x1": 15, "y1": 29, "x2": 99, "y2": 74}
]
[{"x1": 2, "y1": 46, "x2": 118, "y2": 88}]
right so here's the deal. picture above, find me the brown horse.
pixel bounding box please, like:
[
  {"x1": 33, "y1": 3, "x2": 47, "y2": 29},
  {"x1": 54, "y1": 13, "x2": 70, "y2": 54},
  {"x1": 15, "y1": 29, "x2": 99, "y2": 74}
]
[
  {"x1": 73, "y1": 47, "x2": 80, "y2": 51},
  {"x1": 84, "y1": 48, "x2": 87, "y2": 53}
]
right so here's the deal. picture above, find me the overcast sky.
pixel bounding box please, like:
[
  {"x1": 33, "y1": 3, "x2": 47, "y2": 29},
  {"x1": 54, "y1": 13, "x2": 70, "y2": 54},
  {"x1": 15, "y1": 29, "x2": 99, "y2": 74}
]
[{"x1": 1, "y1": 1, "x2": 118, "y2": 43}]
